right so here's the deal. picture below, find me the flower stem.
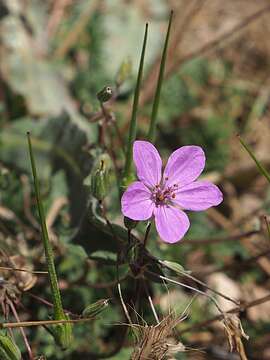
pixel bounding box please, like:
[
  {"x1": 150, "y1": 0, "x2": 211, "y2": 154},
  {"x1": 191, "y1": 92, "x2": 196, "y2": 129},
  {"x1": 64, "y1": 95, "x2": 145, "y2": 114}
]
[
  {"x1": 8, "y1": 299, "x2": 34, "y2": 360},
  {"x1": 27, "y1": 132, "x2": 65, "y2": 320},
  {"x1": 122, "y1": 23, "x2": 148, "y2": 186},
  {"x1": 147, "y1": 11, "x2": 173, "y2": 143},
  {"x1": 143, "y1": 222, "x2": 152, "y2": 247}
]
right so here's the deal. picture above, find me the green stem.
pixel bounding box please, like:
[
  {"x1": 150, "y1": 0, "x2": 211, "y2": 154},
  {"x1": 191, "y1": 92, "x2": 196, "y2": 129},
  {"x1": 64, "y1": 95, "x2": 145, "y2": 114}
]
[
  {"x1": 147, "y1": 11, "x2": 173, "y2": 142},
  {"x1": 27, "y1": 132, "x2": 64, "y2": 320},
  {"x1": 143, "y1": 222, "x2": 152, "y2": 248},
  {"x1": 123, "y1": 23, "x2": 149, "y2": 183},
  {"x1": 239, "y1": 135, "x2": 270, "y2": 184}
]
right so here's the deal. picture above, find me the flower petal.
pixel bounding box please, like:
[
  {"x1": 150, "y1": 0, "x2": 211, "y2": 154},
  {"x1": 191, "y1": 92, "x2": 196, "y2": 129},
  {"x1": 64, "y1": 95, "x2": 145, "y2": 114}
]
[
  {"x1": 121, "y1": 181, "x2": 154, "y2": 220},
  {"x1": 133, "y1": 141, "x2": 162, "y2": 188},
  {"x1": 173, "y1": 180, "x2": 223, "y2": 211},
  {"x1": 154, "y1": 205, "x2": 190, "y2": 243},
  {"x1": 163, "y1": 146, "x2": 205, "y2": 188}
]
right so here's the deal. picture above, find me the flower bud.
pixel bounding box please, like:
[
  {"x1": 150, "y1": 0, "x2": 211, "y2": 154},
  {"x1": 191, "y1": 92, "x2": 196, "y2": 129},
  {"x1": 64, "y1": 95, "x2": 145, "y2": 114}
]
[
  {"x1": 97, "y1": 86, "x2": 113, "y2": 103},
  {"x1": 90, "y1": 159, "x2": 109, "y2": 201},
  {"x1": 82, "y1": 299, "x2": 109, "y2": 318},
  {"x1": 0, "y1": 332, "x2": 21, "y2": 360},
  {"x1": 161, "y1": 260, "x2": 190, "y2": 275}
]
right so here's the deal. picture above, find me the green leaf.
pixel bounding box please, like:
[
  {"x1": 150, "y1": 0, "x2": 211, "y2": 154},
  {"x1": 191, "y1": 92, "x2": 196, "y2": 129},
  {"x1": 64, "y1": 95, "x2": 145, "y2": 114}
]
[
  {"x1": 73, "y1": 197, "x2": 130, "y2": 258},
  {"x1": 0, "y1": 2, "x2": 81, "y2": 119},
  {"x1": 157, "y1": 76, "x2": 198, "y2": 122},
  {"x1": 0, "y1": 115, "x2": 95, "y2": 226},
  {"x1": 28, "y1": 132, "x2": 73, "y2": 348},
  {"x1": 0, "y1": 116, "x2": 92, "y2": 177}
]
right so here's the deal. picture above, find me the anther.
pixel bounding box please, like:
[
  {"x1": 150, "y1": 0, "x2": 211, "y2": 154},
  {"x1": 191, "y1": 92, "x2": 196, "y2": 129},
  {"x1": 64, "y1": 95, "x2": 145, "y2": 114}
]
[{"x1": 158, "y1": 194, "x2": 165, "y2": 201}]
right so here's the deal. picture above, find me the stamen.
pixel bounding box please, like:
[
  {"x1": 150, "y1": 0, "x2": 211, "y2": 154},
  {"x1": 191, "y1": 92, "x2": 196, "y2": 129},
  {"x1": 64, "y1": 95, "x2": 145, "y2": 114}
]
[{"x1": 158, "y1": 194, "x2": 165, "y2": 201}]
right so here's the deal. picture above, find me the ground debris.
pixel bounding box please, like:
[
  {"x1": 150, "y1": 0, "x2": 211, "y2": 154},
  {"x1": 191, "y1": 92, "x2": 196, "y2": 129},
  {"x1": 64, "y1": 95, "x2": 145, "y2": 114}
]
[
  {"x1": 131, "y1": 313, "x2": 185, "y2": 360},
  {"x1": 222, "y1": 314, "x2": 249, "y2": 360}
]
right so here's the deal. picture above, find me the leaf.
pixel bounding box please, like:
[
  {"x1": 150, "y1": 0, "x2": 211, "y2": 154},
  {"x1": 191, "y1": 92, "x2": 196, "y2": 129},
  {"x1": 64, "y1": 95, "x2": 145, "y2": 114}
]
[
  {"x1": 157, "y1": 76, "x2": 198, "y2": 122},
  {"x1": 72, "y1": 197, "x2": 130, "y2": 260},
  {"x1": 0, "y1": 114, "x2": 95, "y2": 226},
  {"x1": 0, "y1": 116, "x2": 91, "y2": 176},
  {"x1": 102, "y1": 1, "x2": 165, "y2": 76},
  {"x1": 27, "y1": 132, "x2": 64, "y2": 316},
  {"x1": 0, "y1": 1, "x2": 81, "y2": 118}
]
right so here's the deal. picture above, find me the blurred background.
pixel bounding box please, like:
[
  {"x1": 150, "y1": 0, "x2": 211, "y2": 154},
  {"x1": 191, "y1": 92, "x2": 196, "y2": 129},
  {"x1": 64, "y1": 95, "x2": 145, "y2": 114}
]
[{"x1": 1, "y1": 0, "x2": 270, "y2": 359}]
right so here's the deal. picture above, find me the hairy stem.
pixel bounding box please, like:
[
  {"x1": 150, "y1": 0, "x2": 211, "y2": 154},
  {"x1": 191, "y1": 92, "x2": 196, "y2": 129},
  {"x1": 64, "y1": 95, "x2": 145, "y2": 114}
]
[{"x1": 27, "y1": 132, "x2": 65, "y2": 320}]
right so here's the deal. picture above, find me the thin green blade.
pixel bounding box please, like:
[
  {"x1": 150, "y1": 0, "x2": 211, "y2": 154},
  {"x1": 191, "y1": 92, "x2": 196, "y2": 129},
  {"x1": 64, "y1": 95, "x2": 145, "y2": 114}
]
[
  {"x1": 147, "y1": 11, "x2": 173, "y2": 142},
  {"x1": 122, "y1": 23, "x2": 149, "y2": 187},
  {"x1": 27, "y1": 132, "x2": 64, "y2": 319},
  {"x1": 239, "y1": 135, "x2": 270, "y2": 184}
]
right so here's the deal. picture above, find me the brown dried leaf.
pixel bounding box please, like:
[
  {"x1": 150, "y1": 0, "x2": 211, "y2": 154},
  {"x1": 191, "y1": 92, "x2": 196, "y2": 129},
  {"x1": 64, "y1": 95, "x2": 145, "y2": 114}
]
[
  {"x1": 0, "y1": 255, "x2": 37, "y2": 292},
  {"x1": 223, "y1": 314, "x2": 249, "y2": 360}
]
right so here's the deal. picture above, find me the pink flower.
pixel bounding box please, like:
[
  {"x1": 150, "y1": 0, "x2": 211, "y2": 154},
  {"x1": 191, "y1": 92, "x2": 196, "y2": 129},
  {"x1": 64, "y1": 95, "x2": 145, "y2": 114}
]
[{"x1": 121, "y1": 141, "x2": 223, "y2": 243}]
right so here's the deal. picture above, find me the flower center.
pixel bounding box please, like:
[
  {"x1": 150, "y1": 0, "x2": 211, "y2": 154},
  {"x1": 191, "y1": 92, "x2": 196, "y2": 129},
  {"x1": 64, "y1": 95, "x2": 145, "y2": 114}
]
[{"x1": 152, "y1": 181, "x2": 178, "y2": 206}]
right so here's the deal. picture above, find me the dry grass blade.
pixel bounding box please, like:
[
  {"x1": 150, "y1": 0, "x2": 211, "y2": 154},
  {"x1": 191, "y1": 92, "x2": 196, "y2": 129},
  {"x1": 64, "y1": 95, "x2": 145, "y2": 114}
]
[{"x1": 131, "y1": 313, "x2": 185, "y2": 360}]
